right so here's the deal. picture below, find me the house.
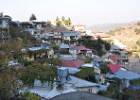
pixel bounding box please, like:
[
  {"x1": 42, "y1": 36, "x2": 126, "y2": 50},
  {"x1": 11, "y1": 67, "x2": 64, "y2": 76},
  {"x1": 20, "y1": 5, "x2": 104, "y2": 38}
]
[
  {"x1": 107, "y1": 68, "x2": 140, "y2": 88},
  {"x1": 0, "y1": 13, "x2": 11, "y2": 29},
  {"x1": 33, "y1": 21, "x2": 47, "y2": 31},
  {"x1": 111, "y1": 39, "x2": 127, "y2": 50},
  {"x1": 108, "y1": 54, "x2": 120, "y2": 64},
  {"x1": 8, "y1": 60, "x2": 23, "y2": 69},
  {"x1": 108, "y1": 50, "x2": 129, "y2": 66},
  {"x1": 59, "y1": 43, "x2": 70, "y2": 54},
  {"x1": 21, "y1": 21, "x2": 47, "y2": 35},
  {"x1": 41, "y1": 32, "x2": 62, "y2": 44},
  {"x1": 20, "y1": 22, "x2": 39, "y2": 35},
  {"x1": 0, "y1": 13, "x2": 12, "y2": 39},
  {"x1": 108, "y1": 68, "x2": 140, "y2": 80},
  {"x1": 69, "y1": 45, "x2": 93, "y2": 57},
  {"x1": 22, "y1": 44, "x2": 51, "y2": 61},
  {"x1": 40, "y1": 31, "x2": 80, "y2": 44},
  {"x1": 61, "y1": 31, "x2": 80, "y2": 41}
]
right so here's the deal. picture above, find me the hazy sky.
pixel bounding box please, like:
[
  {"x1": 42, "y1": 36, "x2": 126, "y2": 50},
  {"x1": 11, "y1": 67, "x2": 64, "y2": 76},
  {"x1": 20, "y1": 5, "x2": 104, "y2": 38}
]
[{"x1": 0, "y1": 0, "x2": 140, "y2": 25}]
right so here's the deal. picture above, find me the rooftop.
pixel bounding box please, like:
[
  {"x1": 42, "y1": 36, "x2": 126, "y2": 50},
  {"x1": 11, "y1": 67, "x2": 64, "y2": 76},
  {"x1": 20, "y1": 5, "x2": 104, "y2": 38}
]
[
  {"x1": 68, "y1": 76, "x2": 98, "y2": 88},
  {"x1": 59, "y1": 43, "x2": 70, "y2": 49},
  {"x1": 107, "y1": 68, "x2": 140, "y2": 80},
  {"x1": 61, "y1": 59, "x2": 84, "y2": 68},
  {"x1": 22, "y1": 76, "x2": 106, "y2": 99},
  {"x1": 50, "y1": 91, "x2": 114, "y2": 100},
  {"x1": 107, "y1": 63, "x2": 121, "y2": 73},
  {"x1": 58, "y1": 67, "x2": 80, "y2": 74},
  {"x1": 61, "y1": 31, "x2": 80, "y2": 37}
]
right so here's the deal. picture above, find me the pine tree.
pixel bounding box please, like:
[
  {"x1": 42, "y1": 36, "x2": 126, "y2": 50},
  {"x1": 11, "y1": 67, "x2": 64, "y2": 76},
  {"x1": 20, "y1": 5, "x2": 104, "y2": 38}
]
[
  {"x1": 29, "y1": 14, "x2": 37, "y2": 21},
  {"x1": 68, "y1": 17, "x2": 72, "y2": 26},
  {"x1": 62, "y1": 16, "x2": 66, "y2": 26},
  {"x1": 56, "y1": 16, "x2": 59, "y2": 22},
  {"x1": 56, "y1": 17, "x2": 62, "y2": 26},
  {"x1": 61, "y1": 16, "x2": 65, "y2": 22}
]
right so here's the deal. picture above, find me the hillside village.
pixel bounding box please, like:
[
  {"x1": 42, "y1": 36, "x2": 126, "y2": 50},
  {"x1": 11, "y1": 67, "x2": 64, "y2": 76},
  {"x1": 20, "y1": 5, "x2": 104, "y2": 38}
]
[{"x1": 0, "y1": 13, "x2": 140, "y2": 100}]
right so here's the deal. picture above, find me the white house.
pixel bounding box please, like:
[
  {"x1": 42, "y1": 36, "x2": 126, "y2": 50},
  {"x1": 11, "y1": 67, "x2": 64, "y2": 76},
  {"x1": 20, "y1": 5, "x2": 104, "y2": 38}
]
[
  {"x1": 61, "y1": 31, "x2": 80, "y2": 41},
  {"x1": 0, "y1": 13, "x2": 11, "y2": 29}
]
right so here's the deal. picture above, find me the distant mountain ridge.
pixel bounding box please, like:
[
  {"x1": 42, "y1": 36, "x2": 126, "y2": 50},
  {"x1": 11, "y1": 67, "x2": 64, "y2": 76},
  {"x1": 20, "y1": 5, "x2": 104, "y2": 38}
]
[{"x1": 89, "y1": 22, "x2": 136, "y2": 32}]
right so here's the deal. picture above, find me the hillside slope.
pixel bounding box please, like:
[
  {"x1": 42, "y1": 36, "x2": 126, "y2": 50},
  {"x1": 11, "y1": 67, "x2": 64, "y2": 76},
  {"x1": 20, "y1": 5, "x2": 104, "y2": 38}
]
[{"x1": 108, "y1": 22, "x2": 140, "y2": 52}]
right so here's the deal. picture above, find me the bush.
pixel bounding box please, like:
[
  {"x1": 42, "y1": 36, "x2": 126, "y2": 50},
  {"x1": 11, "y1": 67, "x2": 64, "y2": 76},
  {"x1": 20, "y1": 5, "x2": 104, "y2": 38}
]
[
  {"x1": 20, "y1": 92, "x2": 40, "y2": 100},
  {"x1": 130, "y1": 78, "x2": 140, "y2": 86},
  {"x1": 84, "y1": 57, "x2": 92, "y2": 63},
  {"x1": 136, "y1": 39, "x2": 140, "y2": 46},
  {"x1": 75, "y1": 68, "x2": 96, "y2": 82}
]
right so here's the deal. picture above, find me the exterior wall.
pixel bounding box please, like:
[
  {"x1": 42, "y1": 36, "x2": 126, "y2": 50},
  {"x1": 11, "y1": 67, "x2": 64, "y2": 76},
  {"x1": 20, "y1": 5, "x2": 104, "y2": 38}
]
[
  {"x1": 0, "y1": 18, "x2": 10, "y2": 29},
  {"x1": 63, "y1": 36, "x2": 70, "y2": 41},
  {"x1": 69, "y1": 49, "x2": 77, "y2": 55},
  {"x1": 77, "y1": 87, "x2": 98, "y2": 94}
]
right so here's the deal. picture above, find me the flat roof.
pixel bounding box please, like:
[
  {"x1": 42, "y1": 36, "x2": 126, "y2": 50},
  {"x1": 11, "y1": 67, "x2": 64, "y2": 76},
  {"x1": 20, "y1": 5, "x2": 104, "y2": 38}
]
[
  {"x1": 68, "y1": 76, "x2": 98, "y2": 88},
  {"x1": 22, "y1": 76, "x2": 103, "y2": 99}
]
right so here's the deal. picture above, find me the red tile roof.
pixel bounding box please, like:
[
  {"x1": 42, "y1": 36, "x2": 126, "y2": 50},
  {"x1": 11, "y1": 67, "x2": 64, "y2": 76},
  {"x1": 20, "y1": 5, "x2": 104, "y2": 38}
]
[
  {"x1": 61, "y1": 59, "x2": 84, "y2": 68},
  {"x1": 107, "y1": 64, "x2": 121, "y2": 73}
]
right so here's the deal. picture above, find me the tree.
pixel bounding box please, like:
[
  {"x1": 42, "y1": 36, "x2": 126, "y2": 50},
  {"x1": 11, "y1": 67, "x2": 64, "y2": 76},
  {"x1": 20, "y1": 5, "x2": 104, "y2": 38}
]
[
  {"x1": 20, "y1": 92, "x2": 40, "y2": 100},
  {"x1": 51, "y1": 58, "x2": 61, "y2": 66},
  {"x1": 30, "y1": 14, "x2": 37, "y2": 21},
  {"x1": 61, "y1": 16, "x2": 65, "y2": 22},
  {"x1": 9, "y1": 22, "x2": 21, "y2": 38},
  {"x1": 75, "y1": 68, "x2": 96, "y2": 82},
  {"x1": 99, "y1": 78, "x2": 122, "y2": 99},
  {"x1": 56, "y1": 17, "x2": 62, "y2": 26},
  {"x1": 104, "y1": 42, "x2": 111, "y2": 51},
  {"x1": 0, "y1": 69, "x2": 20, "y2": 99},
  {"x1": 100, "y1": 63, "x2": 110, "y2": 74},
  {"x1": 79, "y1": 37, "x2": 111, "y2": 57},
  {"x1": 19, "y1": 63, "x2": 57, "y2": 86},
  {"x1": 68, "y1": 17, "x2": 72, "y2": 26},
  {"x1": 85, "y1": 57, "x2": 92, "y2": 63},
  {"x1": 130, "y1": 78, "x2": 140, "y2": 86},
  {"x1": 56, "y1": 16, "x2": 59, "y2": 22}
]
